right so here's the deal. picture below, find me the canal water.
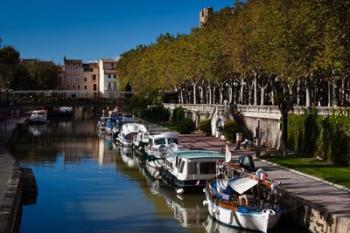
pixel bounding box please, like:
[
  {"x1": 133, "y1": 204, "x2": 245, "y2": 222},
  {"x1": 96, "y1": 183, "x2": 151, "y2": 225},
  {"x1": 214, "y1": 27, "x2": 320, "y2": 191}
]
[{"x1": 11, "y1": 117, "x2": 306, "y2": 233}]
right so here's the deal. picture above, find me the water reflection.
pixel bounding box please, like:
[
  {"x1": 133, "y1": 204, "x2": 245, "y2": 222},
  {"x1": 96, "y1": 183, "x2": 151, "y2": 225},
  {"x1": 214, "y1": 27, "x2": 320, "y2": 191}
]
[{"x1": 13, "y1": 119, "x2": 306, "y2": 233}]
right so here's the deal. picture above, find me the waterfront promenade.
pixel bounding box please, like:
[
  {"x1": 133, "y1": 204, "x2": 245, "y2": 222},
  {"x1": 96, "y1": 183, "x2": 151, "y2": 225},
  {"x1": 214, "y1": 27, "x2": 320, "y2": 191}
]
[
  {"x1": 178, "y1": 132, "x2": 350, "y2": 233},
  {"x1": 0, "y1": 117, "x2": 25, "y2": 233}
]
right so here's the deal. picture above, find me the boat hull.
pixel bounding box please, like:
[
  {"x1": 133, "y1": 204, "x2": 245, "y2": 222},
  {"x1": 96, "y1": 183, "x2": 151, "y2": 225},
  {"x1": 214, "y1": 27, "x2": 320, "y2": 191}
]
[
  {"x1": 204, "y1": 190, "x2": 281, "y2": 233},
  {"x1": 160, "y1": 169, "x2": 208, "y2": 192}
]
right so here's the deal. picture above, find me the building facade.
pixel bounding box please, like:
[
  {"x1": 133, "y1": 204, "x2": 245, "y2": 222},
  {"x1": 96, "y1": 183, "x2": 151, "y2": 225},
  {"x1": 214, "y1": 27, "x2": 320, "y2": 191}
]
[
  {"x1": 62, "y1": 58, "x2": 84, "y2": 97},
  {"x1": 82, "y1": 62, "x2": 99, "y2": 98},
  {"x1": 61, "y1": 58, "x2": 118, "y2": 98},
  {"x1": 98, "y1": 59, "x2": 118, "y2": 98}
]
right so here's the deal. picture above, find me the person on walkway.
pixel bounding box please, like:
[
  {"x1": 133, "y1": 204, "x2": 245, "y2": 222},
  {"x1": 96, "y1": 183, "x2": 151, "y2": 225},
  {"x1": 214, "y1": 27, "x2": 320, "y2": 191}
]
[{"x1": 234, "y1": 138, "x2": 252, "y2": 150}]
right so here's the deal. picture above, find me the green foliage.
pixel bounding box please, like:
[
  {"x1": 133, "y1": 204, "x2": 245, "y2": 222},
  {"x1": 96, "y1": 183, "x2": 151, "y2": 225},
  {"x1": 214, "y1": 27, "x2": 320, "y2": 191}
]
[
  {"x1": 171, "y1": 107, "x2": 185, "y2": 124},
  {"x1": 288, "y1": 113, "x2": 350, "y2": 166},
  {"x1": 177, "y1": 118, "x2": 196, "y2": 134},
  {"x1": 0, "y1": 46, "x2": 20, "y2": 90},
  {"x1": 140, "y1": 105, "x2": 170, "y2": 122},
  {"x1": 222, "y1": 119, "x2": 240, "y2": 143},
  {"x1": 123, "y1": 95, "x2": 151, "y2": 116},
  {"x1": 198, "y1": 119, "x2": 211, "y2": 136}
]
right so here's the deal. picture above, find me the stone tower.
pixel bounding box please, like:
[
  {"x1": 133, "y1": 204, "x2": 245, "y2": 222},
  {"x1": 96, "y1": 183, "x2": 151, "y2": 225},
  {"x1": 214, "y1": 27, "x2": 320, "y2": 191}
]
[{"x1": 199, "y1": 7, "x2": 213, "y2": 27}]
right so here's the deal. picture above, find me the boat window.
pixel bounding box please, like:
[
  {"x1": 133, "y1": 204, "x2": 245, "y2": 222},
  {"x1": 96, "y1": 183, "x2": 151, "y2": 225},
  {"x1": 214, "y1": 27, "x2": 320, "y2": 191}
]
[
  {"x1": 200, "y1": 162, "x2": 216, "y2": 174},
  {"x1": 188, "y1": 162, "x2": 198, "y2": 175},
  {"x1": 168, "y1": 138, "x2": 178, "y2": 144},
  {"x1": 179, "y1": 161, "x2": 185, "y2": 173},
  {"x1": 166, "y1": 160, "x2": 173, "y2": 169},
  {"x1": 154, "y1": 138, "x2": 166, "y2": 145}
]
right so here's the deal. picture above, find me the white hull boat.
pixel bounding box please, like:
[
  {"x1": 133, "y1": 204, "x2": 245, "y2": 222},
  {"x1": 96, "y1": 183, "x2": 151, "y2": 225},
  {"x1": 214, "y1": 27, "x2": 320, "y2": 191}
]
[
  {"x1": 203, "y1": 193, "x2": 281, "y2": 233},
  {"x1": 29, "y1": 110, "x2": 48, "y2": 124}
]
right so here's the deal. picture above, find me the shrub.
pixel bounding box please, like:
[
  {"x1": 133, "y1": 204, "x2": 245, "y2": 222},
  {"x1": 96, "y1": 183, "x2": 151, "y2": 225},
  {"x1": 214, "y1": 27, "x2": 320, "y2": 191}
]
[
  {"x1": 198, "y1": 119, "x2": 212, "y2": 136},
  {"x1": 288, "y1": 112, "x2": 350, "y2": 166},
  {"x1": 222, "y1": 119, "x2": 240, "y2": 142},
  {"x1": 172, "y1": 107, "x2": 185, "y2": 124},
  {"x1": 140, "y1": 105, "x2": 170, "y2": 122},
  {"x1": 177, "y1": 118, "x2": 196, "y2": 134}
]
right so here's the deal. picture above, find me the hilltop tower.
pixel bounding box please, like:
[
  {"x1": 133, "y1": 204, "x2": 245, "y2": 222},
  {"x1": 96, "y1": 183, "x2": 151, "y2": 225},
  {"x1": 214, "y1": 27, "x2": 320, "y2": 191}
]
[{"x1": 199, "y1": 7, "x2": 213, "y2": 27}]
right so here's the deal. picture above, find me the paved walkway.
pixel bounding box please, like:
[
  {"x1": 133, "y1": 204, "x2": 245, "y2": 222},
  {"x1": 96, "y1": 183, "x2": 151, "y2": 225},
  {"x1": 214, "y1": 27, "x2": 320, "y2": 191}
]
[
  {"x1": 178, "y1": 132, "x2": 350, "y2": 219},
  {"x1": 0, "y1": 117, "x2": 25, "y2": 232}
]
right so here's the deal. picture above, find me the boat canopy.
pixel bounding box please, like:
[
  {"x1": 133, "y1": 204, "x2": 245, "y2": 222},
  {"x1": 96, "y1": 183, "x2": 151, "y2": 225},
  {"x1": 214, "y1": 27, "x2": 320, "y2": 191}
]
[
  {"x1": 120, "y1": 123, "x2": 147, "y2": 135},
  {"x1": 228, "y1": 177, "x2": 258, "y2": 194}
]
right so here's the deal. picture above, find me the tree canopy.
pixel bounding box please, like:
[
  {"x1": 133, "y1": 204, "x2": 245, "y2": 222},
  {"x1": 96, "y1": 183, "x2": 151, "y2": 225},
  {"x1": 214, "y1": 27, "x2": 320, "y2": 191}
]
[{"x1": 116, "y1": 0, "x2": 350, "y2": 107}]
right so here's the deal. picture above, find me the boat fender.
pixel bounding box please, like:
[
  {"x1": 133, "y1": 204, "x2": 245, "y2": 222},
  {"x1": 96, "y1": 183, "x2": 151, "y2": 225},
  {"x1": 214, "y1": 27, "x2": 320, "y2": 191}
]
[
  {"x1": 211, "y1": 206, "x2": 220, "y2": 215},
  {"x1": 203, "y1": 200, "x2": 208, "y2": 206},
  {"x1": 239, "y1": 195, "x2": 249, "y2": 206},
  {"x1": 263, "y1": 209, "x2": 276, "y2": 215}
]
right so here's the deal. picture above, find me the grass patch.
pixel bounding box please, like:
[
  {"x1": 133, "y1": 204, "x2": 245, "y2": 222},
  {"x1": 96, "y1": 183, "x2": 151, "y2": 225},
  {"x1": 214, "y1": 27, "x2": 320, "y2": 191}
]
[
  {"x1": 151, "y1": 121, "x2": 178, "y2": 131},
  {"x1": 267, "y1": 156, "x2": 350, "y2": 189}
]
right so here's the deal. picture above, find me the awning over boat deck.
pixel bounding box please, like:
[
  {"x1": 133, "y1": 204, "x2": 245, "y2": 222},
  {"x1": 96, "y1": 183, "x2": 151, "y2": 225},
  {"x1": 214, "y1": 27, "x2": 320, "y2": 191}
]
[{"x1": 229, "y1": 177, "x2": 258, "y2": 194}]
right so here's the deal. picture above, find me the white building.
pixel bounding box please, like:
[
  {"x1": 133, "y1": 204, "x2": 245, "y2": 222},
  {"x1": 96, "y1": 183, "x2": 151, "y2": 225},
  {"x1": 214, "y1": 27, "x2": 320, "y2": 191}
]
[{"x1": 98, "y1": 59, "x2": 119, "y2": 98}]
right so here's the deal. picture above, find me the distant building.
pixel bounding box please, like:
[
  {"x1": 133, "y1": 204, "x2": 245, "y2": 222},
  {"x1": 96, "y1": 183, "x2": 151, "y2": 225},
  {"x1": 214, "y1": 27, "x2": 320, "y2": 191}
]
[
  {"x1": 98, "y1": 59, "x2": 118, "y2": 98},
  {"x1": 62, "y1": 58, "x2": 83, "y2": 97},
  {"x1": 82, "y1": 62, "x2": 99, "y2": 98},
  {"x1": 199, "y1": 7, "x2": 213, "y2": 27},
  {"x1": 61, "y1": 57, "x2": 118, "y2": 98}
]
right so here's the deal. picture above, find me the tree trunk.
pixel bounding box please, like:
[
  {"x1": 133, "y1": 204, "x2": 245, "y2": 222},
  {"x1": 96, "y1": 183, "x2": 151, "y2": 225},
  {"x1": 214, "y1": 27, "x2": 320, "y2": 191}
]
[
  {"x1": 297, "y1": 80, "x2": 300, "y2": 106},
  {"x1": 332, "y1": 81, "x2": 337, "y2": 106},
  {"x1": 180, "y1": 89, "x2": 184, "y2": 104},
  {"x1": 212, "y1": 86, "x2": 216, "y2": 104},
  {"x1": 260, "y1": 85, "x2": 267, "y2": 106},
  {"x1": 209, "y1": 86, "x2": 212, "y2": 105},
  {"x1": 305, "y1": 81, "x2": 311, "y2": 108},
  {"x1": 253, "y1": 74, "x2": 258, "y2": 105},
  {"x1": 240, "y1": 79, "x2": 244, "y2": 104},
  {"x1": 219, "y1": 85, "x2": 223, "y2": 104},
  {"x1": 327, "y1": 80, "x2": 331, "y2": 107},
  {"x1": 193, "y1": 82, "x2": 197, "y2": 104},
  {"x1": 229, "y1": 85, "x2": 233, "y2": 104},
  {"x1": 271, "y1": 90, "x2": 275, "y2": 105}
]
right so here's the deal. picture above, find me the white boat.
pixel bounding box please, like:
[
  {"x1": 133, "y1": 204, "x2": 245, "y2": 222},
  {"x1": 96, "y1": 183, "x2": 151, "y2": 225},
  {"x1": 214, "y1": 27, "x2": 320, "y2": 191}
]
[
  {"x1": 132, "y1": 131, "x2": 150, "y2": 152},
  {"x1": 203, "y1": 175, "x2": 282, "y2": 233},
  {"x1": 29, "y1": 110, "x2": 48, "y2": 124},
  {"x1": 144, "y1": 132, "x2": 178, "y2": 179},
  {"x1": 144, "y1": 132, "x2": 178, "y2": 157},
  {"x1": 116, "y1": 123, "x2": 147, "y2": 147},
  {"x1": 97, "y1": 116, "x2": 109, "y2": 131},
  {"x1": 160, "y1": 150, "x2": 225, "y2": 193}
]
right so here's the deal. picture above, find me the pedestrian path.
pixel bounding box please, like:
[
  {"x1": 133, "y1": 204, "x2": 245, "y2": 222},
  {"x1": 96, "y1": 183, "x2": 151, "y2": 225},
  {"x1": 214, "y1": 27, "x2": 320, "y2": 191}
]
[
  {"x1": 178, "y1": 132, "x2": 350, "y2": 228},
  {"x1": 0, "y1": 117, "x2": 25, "y2": 232}
]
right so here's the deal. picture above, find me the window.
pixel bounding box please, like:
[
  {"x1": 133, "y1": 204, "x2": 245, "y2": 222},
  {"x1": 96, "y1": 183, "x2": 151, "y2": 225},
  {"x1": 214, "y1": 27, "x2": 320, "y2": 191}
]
[
  {"x1": 84, "y1": 85, "x2": 87, "y2": 90},
  {"x1": 108, "y1": 74, "x2": 111, "y2": 79},
  {"x1": 78, "y1": 85, "x2": 80, "y2": 90},
  {"x1": 154, "y1": 138, "x2": 166, "y2": 145},
  {"x1": 108, "y1": 83, "x2": 111, "y2": 90},
  {"x1": 179, "y1": 161, "x2": 185, "y2": 173},
  {"x1": 73, "y1": 85, "x2": 75, "y2": 89},
  {"x1": 168, "y1": 138, "x2": 178, "y2": 144},
  {"x1": 114, "y1": 74, "x2": 116, "y2": 78},
  {"x1": 200, "y1": 162, "x2": 216, "y2": 174},
  {"x1": 93, "y1": 84, "x2": 97, "y2": 91},
  {"x1": 188, "y1": 162, "x2": 197, "y2": 175},
  {"x1": 84, "y1": 78, "x2": 87, "y2": 82},
  {"x1": 92, "y1": 74, "x2": 96, "y2": 80},
  {"x1": 67, "y1": 85, "x2": 69, "y2": 89}
]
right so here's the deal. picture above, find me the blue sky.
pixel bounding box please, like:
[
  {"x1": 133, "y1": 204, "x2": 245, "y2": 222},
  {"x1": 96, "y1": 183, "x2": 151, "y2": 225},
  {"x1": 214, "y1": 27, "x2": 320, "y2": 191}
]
[{"x1": 0, "y1": 0, "x2": 233, "y2": 64}]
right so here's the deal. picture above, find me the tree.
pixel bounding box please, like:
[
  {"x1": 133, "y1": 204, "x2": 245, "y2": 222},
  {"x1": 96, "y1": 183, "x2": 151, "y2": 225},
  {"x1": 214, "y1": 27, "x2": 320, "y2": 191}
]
[{"x1": 0, "y1": 46, "x2": 20, "y2": 91}]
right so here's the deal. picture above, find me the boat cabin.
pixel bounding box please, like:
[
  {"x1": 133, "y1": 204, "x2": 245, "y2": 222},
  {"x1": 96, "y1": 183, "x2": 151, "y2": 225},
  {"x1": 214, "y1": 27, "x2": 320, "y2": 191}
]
[{"x1": 162, "y1": 150, "x2": 225, "y2": 189}]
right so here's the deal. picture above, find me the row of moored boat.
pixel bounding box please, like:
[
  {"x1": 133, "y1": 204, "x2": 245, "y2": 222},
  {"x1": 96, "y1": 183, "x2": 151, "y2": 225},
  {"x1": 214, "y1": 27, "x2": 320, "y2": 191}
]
[{"x1": 97, "y1": 111, "x2": 284, "y2": 233}]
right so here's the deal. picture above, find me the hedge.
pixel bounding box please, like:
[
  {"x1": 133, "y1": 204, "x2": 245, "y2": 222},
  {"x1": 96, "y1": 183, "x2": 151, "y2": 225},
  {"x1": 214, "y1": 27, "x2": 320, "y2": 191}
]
[{"x1": 288, "y1": 111, "x2": 350, "y2": 166}]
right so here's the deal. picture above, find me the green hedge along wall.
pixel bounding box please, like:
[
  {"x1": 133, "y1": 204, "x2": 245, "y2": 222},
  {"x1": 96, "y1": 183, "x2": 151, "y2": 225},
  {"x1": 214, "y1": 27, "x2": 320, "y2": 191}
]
[{"x1": 288, "y1": 111, "x2": 350, "y2": 166}]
